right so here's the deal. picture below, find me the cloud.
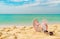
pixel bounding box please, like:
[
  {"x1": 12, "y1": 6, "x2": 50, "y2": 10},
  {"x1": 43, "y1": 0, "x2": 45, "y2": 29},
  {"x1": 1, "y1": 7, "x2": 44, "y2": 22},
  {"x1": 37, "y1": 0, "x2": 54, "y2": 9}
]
[
  {"x1": 0, "y1": 0, "x2": 40, "y2": 7},
  {"x1": 41, "y1": 0, "x2": 60, "y2": 7},
  {"x1": 0, "y1": 0, "x2": 60, "y2": 14},
  {"x1": 44, "y1": 0, "x2": 60, "y2": 4},
  {"x1": 21, "y1": 0, "x2": 40, "y2": 7},
  {"x1": 10, "y1": 0, "x2": 23, "y2": 2},
  {"x1": 0, "y1": 0, "x2": 60, "y2": 7}
]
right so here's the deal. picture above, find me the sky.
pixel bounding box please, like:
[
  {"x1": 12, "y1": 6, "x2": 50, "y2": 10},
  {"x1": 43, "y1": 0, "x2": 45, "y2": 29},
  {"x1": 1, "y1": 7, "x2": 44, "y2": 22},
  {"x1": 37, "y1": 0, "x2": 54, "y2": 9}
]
[{"x1": 0, "y1": 0, "x2": 60, "y2": 14}]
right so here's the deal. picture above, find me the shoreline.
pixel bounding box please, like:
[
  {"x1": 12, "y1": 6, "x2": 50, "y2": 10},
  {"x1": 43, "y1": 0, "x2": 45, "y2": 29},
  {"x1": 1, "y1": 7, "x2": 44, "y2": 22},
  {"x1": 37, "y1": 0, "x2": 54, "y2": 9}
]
[{"x1": 0, "y1": 22, "x2": 60, "y2": 26}]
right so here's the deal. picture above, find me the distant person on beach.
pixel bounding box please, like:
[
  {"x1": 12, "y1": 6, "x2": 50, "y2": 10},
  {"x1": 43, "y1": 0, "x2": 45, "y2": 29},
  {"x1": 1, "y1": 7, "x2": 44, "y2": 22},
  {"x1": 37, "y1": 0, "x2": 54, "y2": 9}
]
[{"x1": 33, "y1": 19, "x2": 48, "y2": 32}]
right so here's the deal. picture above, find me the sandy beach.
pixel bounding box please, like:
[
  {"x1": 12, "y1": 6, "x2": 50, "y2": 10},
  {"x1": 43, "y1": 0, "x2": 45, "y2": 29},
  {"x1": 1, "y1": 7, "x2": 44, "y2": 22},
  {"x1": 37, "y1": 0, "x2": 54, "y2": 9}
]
[{"x1": 0, "y1": 24, "x2": 60, "y2": 39}]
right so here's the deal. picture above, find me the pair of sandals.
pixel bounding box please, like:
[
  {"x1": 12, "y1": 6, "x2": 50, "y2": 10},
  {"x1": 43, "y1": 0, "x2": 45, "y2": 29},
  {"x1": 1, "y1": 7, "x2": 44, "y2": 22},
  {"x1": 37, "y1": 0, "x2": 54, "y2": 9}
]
[{"x1": 33, "y1": 19, "x2": 53, "y2": 36}]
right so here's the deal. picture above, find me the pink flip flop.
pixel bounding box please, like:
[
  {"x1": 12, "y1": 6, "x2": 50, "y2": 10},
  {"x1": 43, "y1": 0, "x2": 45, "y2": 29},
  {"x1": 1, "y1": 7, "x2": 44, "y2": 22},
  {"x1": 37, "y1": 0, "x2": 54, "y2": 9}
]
[
  {"x1": 33, "y1": 19, "x2": 41, "y2": 32},
  {"x1": 41, "y1": 20, "x2": 48, "y2": 31}
]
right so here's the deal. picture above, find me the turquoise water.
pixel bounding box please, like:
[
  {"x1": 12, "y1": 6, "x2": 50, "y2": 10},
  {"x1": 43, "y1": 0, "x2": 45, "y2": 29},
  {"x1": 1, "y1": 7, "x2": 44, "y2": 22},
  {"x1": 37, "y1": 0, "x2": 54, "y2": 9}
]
[{"x1": 0, "y1": 14, "x2": 60, "y2": 25}]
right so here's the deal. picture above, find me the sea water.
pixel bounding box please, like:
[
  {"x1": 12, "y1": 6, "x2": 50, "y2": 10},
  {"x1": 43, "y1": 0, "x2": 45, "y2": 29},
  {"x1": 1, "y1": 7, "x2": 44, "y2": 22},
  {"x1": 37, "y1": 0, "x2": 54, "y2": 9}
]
[{"x1": 0, "y1": 14, "x2": 60, "y2": 26}]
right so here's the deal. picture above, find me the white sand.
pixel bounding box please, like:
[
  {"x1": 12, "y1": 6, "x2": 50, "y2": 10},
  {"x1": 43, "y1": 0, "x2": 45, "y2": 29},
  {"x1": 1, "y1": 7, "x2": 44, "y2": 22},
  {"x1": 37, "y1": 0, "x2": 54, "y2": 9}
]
[{"x1": 0, "y1": 24, "x2": 60, "y2": 39}]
